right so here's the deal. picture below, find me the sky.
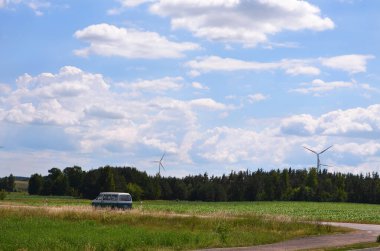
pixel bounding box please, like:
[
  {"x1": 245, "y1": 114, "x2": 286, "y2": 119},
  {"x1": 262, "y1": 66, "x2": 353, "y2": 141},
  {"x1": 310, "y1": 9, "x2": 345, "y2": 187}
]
[{"x1": 0, "y1": 0, "x2": 379, "y2": 177}]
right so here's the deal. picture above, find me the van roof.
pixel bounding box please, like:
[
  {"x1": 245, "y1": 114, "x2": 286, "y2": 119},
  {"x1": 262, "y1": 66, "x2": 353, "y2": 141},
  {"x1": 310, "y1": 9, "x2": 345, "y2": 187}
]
[{"x1": 99, "y1": 192, "x2": 131, "y2": 195}]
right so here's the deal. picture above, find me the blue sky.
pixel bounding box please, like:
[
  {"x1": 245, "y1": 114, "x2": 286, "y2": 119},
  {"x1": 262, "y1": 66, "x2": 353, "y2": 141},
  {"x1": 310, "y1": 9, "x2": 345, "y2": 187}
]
[{"x1": 0, "y1": 0, "x2": 379, "y2": 177}]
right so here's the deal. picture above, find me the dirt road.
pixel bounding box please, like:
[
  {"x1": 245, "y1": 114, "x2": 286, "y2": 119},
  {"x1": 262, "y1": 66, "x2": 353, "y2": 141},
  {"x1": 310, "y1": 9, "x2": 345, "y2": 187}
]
[{"x1": 201, "y1": 222, "x2": 380, "y2": 251}]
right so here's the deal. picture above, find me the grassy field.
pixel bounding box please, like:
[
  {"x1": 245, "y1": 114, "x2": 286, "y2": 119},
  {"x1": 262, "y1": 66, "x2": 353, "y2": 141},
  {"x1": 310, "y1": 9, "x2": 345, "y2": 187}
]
[
  {"x1": 2, "y1": 194, "x2": 380, "y2": 250},
  {"x1": 4, "y1": 193, "x2": 380, "y2": 224},
  {"x1": 0, "y1": 193, "x2": 355, "y2": 250},
  {"x1": 0, "y1": 204, "x2": 338, "y2": 251}
]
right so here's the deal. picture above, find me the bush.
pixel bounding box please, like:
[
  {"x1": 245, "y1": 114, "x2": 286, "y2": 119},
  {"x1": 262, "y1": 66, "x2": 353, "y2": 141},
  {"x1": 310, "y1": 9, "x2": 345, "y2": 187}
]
[
  {"x1": 0, "y1": 189, "x2": 6, "y2": 200},
  {"x1": 377, "y1": 235, "x2": 380, "y2": 243}
]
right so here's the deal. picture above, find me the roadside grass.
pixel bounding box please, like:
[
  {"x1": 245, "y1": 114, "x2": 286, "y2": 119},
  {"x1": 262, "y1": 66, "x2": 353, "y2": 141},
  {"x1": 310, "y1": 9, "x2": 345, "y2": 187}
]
[{"x1": 0, "y1": 206, "x2": 341, "y2": 251}]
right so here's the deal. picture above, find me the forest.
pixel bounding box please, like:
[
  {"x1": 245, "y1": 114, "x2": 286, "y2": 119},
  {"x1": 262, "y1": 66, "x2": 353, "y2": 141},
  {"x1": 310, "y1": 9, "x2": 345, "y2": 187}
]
[{"x1": 3, "y1": 166, "x2": 373, "y2": 204}]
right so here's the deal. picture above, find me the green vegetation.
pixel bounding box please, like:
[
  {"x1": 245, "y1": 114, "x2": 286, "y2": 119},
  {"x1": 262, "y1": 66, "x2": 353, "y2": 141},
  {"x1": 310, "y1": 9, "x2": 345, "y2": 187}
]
[
  {"x1": 0, "y1": 189, "x2": 6, "y2": 200},
  {"x1": 0, "y1": 205, "x2": 339, "y2": 251},
  {"x1": 140, "y1": 201, "x2": 380, "y2": 224},
  {"x1": 3, "y1": 194, "x2": 380, "y2": 223},
  {"x1": 2, "y1": 192, "x2": 89, "y2": 206}
]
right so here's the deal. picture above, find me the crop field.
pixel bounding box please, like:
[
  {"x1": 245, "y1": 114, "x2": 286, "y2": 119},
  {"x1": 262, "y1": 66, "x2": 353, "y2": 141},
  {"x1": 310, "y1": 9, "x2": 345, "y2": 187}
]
[
  {"x1": 141, "y1": 200, "x2": 380, "y2": 224},
  {"x1": 1, "y1": 194, "x2": 380, "y2": 250}
]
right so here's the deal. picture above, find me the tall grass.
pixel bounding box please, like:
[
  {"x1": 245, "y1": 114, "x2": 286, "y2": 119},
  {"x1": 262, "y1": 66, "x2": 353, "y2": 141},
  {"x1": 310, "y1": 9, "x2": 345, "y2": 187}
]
[{"x1": 0, "y1": 205, "x2": 340, "y2": 251}]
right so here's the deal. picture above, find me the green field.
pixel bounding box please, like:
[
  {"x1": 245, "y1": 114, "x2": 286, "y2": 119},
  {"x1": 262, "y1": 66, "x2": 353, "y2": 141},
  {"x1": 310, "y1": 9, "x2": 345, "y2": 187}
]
[
  {"x1": 140, "y1": 200, "x2": 380, "y2": 224},
  {"x1": 4, "y1": 193, "x2": 380, "y2": 223},
  {"x1": 1, "y1": 194, "x2": 379, "y2": 250}
]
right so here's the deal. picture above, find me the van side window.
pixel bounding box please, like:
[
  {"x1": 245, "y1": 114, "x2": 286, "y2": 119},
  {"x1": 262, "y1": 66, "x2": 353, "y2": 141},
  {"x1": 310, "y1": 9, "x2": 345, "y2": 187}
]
[
  {"x1": 119, "y1": 195, "x2": 132, "y2": 201},
  {"x1": 103, "y1": 195, "x2": 112, "y2": 201},
  {"x1": 111, "y1": 194, "x2": 118, "y2": 201}
]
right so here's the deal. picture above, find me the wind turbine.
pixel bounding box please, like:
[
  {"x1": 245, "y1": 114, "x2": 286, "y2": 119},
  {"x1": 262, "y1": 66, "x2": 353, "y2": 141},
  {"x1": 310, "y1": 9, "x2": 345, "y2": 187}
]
[
  {"x1": 153, "y1": 152, "x2": 165, "y2": 176},
  {"x1": 303, "y1": 145, "x2": 333, "y2": 171}
]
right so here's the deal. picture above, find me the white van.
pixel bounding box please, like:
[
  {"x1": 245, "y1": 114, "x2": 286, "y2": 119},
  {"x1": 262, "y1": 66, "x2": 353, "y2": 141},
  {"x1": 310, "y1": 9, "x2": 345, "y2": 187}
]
[{"x1": 92, "y1": 192, "x2": 132, "y2": 209}]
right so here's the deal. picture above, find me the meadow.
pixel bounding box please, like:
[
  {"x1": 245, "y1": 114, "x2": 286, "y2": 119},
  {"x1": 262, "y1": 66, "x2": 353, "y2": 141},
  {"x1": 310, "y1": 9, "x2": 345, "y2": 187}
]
[{"x1": 1, "y1": 193, "x2": 379, "y2": 250}]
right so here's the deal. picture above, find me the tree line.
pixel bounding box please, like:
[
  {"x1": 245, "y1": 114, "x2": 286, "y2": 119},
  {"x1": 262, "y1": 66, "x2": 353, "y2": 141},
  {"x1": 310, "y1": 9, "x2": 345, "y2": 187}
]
[
  {"x1": 0, "y1": 174, "x2": 15, "y2": 192},
  {"x1": 25, "y1": 166, "x2": 380, "y2": 204}
]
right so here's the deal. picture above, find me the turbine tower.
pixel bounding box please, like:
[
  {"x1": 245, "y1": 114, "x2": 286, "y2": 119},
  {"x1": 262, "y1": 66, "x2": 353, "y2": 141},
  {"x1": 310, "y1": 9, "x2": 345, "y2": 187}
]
[
  {"x1": 153, "y1": 152, "x2": 165, "y2": 176},
  {"x1": 303, "y1": 145, "x2": 333, "y2": 171}
]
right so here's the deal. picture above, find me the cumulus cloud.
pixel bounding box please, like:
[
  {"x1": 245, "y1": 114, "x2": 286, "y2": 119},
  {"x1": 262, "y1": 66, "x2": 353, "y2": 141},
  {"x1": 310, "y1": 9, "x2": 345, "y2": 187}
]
[
  {"x1": 74, "y1": 23, "x2": 200, "y2": 59},
  {"x1": 149, "y1": 0, "x2": 334, "y2": 47},
  {"x1": 3, "y1": 67, "x2": 380, "y2": 175},
  {"x1": 280, "y1": 104, "x2": 380, "y2": 138},
  {"x1": 186, "y1": 56, "x2": 320, "y2": 76},
  {"x1": 0, "y1": 67, "x2": 234, "y2": 168},
  {"x1": 321, "y1": 54, "x2": 375, "y2": 74},
  {"x1": 198, "y1": 127, "x2": 290, "y2": 164}
]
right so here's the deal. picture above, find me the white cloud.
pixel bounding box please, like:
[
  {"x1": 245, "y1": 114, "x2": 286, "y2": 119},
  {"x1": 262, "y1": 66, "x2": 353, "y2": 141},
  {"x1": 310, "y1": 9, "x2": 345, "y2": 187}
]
[
  {"x1": 321, "y1": 54, "x2": 374, "y2": 74},
  {"x1": 126, "y1": 76, "x2": 184, "y2": 93},
  {"x1": 280, "y1": 114, "x2": 318, "y2": 136},
  {"x1": 186, "y1": 54, "x2": 374, "y2": 77},
  {"x1": 191, "y1": 81, "x2": 209, "y2": 90},
  {"x1": 189, "y1": 98, "x2": 227, "y2": 110},
  {"x1": 334, "y1": 142, "x2": 380, "y2": 156},
  {"x1": 0, "y1": 67, "x2": 234, "y2": 170},
  {"x1": 84, "y1": 105, "x2": 125, "y2": 120},
  {"x1": 3, "y1": 66, "x2": 380, "y2": 176},
  {"x1": 186, "y1": 56, "x2": 320, "y2": 76},
  {"x1": 280, "y1": 104, "x2": 380, "y2": 138},
  {"x1": 0, "y1": 84, "x2": 12, "y2": 95},
  {"x1": 0, "y1": 0, "x2": 50, "y2": 15},
  {"x1": 198, "y1": 127, "x2": 289, "y2": 164},
  {"x1": 149, "y1": 0, "x2": 334, "y2": 47},
  {"x1": 290, "y1": 79, "x2": 354, "y2": 95},
  {"x1": 74, "y1": 23, "x2": 200, "y2": 59},
  {"x1": 108, "y1": 0, "x2": 155, "y2": 15},
  {"x1": 247, "y1": 93, "x2": 268, "y2": 103}
]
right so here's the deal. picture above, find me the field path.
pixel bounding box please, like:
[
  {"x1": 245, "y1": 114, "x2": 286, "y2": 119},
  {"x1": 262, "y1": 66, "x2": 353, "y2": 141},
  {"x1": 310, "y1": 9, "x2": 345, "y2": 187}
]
[{"x1": 201, "y1": 222, "x2": 380, "y2": 251}]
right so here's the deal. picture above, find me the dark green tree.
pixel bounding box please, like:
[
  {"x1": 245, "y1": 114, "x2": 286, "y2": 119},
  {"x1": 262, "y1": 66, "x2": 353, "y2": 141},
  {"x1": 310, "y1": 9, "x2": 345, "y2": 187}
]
[{"x1": 28, "y1": 174, "x2": 44, "y2": 195}]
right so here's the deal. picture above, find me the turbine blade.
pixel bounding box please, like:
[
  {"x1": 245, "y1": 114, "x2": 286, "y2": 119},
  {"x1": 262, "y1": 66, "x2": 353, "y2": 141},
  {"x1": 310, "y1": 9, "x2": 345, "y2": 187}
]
[
  {"x1": 160, "y1": 163, "x2": 165, "y2": 170},
  {"x1": 160, "y1": 152, "x2": 166, "y2": 161},
  {"x1": 303, "y1": 146, "x2": 317, "y2": 154},
  {"x1": 319, "y1": 145, "x2": 333, "y2": 154}
]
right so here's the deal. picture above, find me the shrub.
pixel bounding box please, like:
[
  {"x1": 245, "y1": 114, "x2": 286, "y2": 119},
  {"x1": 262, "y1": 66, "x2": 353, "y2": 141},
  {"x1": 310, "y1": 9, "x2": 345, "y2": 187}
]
[
  {"x1": 0, "y1": 189, "x2": 6, "y2": 200},
  {"x1": 377, "y1": 235, "x2": 380, "y2": 243}
]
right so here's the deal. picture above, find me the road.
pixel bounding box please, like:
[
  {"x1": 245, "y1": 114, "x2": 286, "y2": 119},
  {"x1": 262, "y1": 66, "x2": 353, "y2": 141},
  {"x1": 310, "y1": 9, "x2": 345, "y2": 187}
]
[{"x1": 201, "y1": 222, "x2": 380, "y2": 251}]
